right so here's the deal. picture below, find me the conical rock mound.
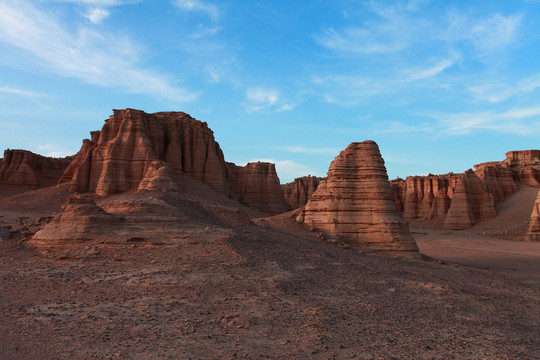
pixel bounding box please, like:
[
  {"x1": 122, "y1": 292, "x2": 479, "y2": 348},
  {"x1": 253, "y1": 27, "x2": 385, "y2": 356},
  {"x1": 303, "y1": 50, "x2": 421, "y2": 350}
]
[
  {"x1": 526, "y1": 189, "x2": 540, "y2": 241},
  {"x1": 299, "y1": 141, "x2": 418, "y2": 253}
]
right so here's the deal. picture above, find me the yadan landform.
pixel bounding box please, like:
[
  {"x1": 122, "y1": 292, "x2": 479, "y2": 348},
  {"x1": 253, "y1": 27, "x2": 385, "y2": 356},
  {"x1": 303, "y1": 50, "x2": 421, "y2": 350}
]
[{"x1": 1, "y1": 109, "x2": 539, "y2": 359}]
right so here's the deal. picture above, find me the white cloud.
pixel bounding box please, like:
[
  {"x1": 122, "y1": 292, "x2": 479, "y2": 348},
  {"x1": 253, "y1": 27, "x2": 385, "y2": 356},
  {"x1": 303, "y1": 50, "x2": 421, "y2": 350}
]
[
  {"x1": 174, "y1": 0, "x2": 219, "y2": 20},
  {"x1": 405, "y1": 55, "x2": 459, "y2": 81},
  {"x1": 0, "y1": 86, "x2": 47, "y2": 98},
  {"x1": 0, "y1": 1, "x2": 196, "y2": 103},
  {"x1": 84, "y1": 8, "x2": 110, "y2": 24},
  {"x1": 469, "y1": 73, "x2": 540, "y2": 103},
  {"x1": 244, "y1": 87, "x2": 294, "y2": 113}
]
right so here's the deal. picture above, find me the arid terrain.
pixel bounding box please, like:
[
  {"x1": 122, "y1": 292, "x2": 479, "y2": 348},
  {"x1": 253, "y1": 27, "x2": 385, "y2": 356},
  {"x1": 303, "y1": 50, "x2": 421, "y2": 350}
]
[{"x1": 1, "y1": 109, "x2": 539, "y2": 359}]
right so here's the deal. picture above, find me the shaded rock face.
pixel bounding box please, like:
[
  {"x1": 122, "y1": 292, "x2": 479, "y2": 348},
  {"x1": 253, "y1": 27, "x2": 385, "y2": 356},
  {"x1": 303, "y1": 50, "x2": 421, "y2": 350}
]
[
  {"x1": 299, "y1": 141, "x2": 418, "y2": 253},
  {"x1": 282, "y1": 176, "x2": 324, "y2": 211},
  {"x1": 391, "y1": 175, "x2": 459, "y2": 222},
  {"x1": 59, "y1": 109, "x2": 285, "y2": 215},
  {"x1": 443, "y1": 171, "x2": 496, "y2": 230},
  {"x1": 60, "y1": 109, "x2": 232, "y2": 196},
  {"x1": 30, "y1": 196, "x2": 122, "y2": 248},
  {"x1": 227, "y1": 162, "x2": 286, "y2": 215},
  {"x1": 526, "y1": 190, "x2": 540, "y2": 242},
  {"x1": 0, "y1": 149, "x2": 72, "y2": 189}
]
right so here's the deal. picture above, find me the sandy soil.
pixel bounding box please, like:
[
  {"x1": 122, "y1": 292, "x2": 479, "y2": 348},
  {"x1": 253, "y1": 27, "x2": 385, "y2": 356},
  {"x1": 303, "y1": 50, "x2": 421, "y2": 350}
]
[{"x1": 0, "y1": 186, "x2": 539, "y2": 359}]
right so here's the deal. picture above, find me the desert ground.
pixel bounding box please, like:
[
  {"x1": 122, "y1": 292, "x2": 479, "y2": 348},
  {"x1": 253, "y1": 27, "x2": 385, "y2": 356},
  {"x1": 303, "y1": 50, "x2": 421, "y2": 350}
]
[{"x1": 0, "y1": 184, "x2": 538, "y2": 359}]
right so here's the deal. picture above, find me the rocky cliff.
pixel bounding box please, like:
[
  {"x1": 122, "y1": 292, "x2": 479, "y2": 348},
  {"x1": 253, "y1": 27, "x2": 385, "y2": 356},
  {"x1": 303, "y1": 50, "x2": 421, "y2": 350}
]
[
  {"x1": 297, "y1": 141, "x2": 418, "y2": 254},
  {"x1": 282, "y1": 176, "x2": 324, "y2": 211},
  {"x1": 59, "y1": 109, "x2": 284, "y2": 215},
  {"x1": 390, "y1": 150, "x2": 539, "y2": 230},
  {"x1": 227, "y1": 162, "x2": 286, "y2": 215},
  {"x1": 0, "y1": 149, "x2": 72, "y2": 189},
  {"x1": 526, "y1": 190, "x2": 540, "y2": 242}
]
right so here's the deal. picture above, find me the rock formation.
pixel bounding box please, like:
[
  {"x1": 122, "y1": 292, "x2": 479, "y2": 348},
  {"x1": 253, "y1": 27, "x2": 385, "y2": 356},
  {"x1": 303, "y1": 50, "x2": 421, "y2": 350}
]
[
  {"x1": 30, "y1": 196, "x2": 122, "y2": 247},
  {"x1": 60, "y1": 109, "x2": 232, "y2": 196},
  {"x1": 443, "y1": 171, "x2": 497, "y2": 230},
  {"x1": 0, "y1": 149, "x2": 72, "y2": 189},
  {"x1": 298, "y1": 141, "x2": 418, "y2": 253},
  {"x1": 526, "y1": 190, "x2": 540, "y2": 242},
  {"x1": 390, "y1": 149, "x2": 539, "y2": 230},
  {"x1": 227, "y1": 162, "x2": 286, "y2": 215},
  {"x1": 59, "y1": 109, "x2": 284, "y2": 215},
  {"x1": 282, "y1": 176, "x2": 323, "y2": 211}
]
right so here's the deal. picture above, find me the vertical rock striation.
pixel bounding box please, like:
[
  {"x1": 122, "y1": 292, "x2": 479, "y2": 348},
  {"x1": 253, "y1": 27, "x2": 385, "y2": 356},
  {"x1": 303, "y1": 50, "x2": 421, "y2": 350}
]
[
  {"x1": 0, "y1": 149, "x2": 72, "y2": 189},
  {"x1": 227, "y1": 162, "x2": 286, "y2": 215},
  {"x1": 526, "y1": 189, "x2": 540, "y2": 242},
  {"x1": 299, "y1": 141, "x2": 418, "y2": 253},
  {"x1": 282, "y1": 176, "x2": 324, "y2": 211}
]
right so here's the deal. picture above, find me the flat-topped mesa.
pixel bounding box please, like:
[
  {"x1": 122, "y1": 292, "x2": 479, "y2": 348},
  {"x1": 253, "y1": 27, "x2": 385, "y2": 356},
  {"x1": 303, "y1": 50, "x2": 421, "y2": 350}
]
[
  {"x1": 282, "y1": 175, "x2": 324, "y2": 211},
  {"x1": 227, "y1": 162, "x2": 286, "y2": 215},
  {"x1": 503, "y1": 150, "x2": 540, "y2": 167},
  {"x1": 526, "y1": 189, "x2": 540, "y2": 241},
  {"x1": 60, "y1": 109, "x2": 232, "y2": 197},
  {"x1": 299, "y1": 141, "x2": 418, "y2": 254},
  {"x1": 0, "y1": 149, "x2": 72, "y2": 188}
]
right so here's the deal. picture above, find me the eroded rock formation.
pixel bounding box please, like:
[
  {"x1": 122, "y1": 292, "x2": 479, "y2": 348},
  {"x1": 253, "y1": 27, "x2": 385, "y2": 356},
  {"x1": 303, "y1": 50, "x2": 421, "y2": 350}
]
[
  {"x1": 59, "y1": 109, "x2": 284, "y2": 215},
  {"x1": 30, "y1": 196, "x2": 122, "y2": 247},
  {"x1": 60, "y1": 109, "x2": 232, "y2": 196},
  {"x1": 298, "y1": 141, "x2": 418, "y2": 253},
  {"x1": 390, "y1": 149, "x2": 539, "y2": 230},
  {"x1": 227, "y1": 162, "x2": 285, "y2": 215},
  {"x1": 0, "y1": 149, "x2": 72, "y2": 189},
  {"x1": 526, "y1": 190, "x2": 540, "y2": 242},
  {"x1": 443, "y1": 171, "x2": 497, "y2": 230},
  {"x1": 282, "y1": 176, "x2": 323, "y2": 211}
]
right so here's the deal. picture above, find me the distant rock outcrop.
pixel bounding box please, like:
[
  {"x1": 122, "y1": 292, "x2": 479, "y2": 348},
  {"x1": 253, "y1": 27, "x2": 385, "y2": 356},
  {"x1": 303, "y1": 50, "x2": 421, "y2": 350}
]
[
  {"x1": 443, "y1": 171, "x2": 497, "y2": 230},
  {"x1": 30, "y1": 196, "x2": 122, "y2": 248},
  {"x1": 297, "y1": 141, "x2": 418, "y2": 253},
  {"x1": 227, "y1": 162, "x2": 286, "y2": 215},
  {"x1": 0, "y1": 149, "x2": 72, "y2": 189},
  {"x1": 526, "y1": 190, "x2": 540, "y2": 242},
  {"x1": 282, "y1": 176, "x2": 324, "y2": 211},
  {"x1": 390, "y1": 150, "x2": 539, "y2": 230},
  {"x1": 59, "y1": 109, "x2": 284, "y2": 215}
]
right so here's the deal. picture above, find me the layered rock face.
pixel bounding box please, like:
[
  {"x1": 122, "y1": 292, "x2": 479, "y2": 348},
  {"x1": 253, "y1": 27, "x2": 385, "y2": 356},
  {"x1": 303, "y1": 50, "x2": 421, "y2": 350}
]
[
  {"x1": 282, "y1": 176, "x2": 323, "y2": 211},
  {"x1": 30, "y1": 196, "x2": 122, "y2": 247},
  {"x1": 443, "y1": 171, "x2": 497, "y2": 230},
  {"x1": 526, "y1": 190, "x2": 540, "y2": 242},
  {"x1": 391, "y1": 149, "x2": 539, "y2": 230},
  {"x1": 60, "y1": 109, "x2": 232, "y2": 196},
  {"x1": 0, "y1": 149, "x2": 72, "y2": 189},
  {"x1": 298, "y1": 141, "x2": 418, "y2": 253},
  {"x1": 59, "y1": 109, "x2": 285, "y2": 215},
  {"x1": 227, "y1": 162, "x2": 286, "y2": 215}
]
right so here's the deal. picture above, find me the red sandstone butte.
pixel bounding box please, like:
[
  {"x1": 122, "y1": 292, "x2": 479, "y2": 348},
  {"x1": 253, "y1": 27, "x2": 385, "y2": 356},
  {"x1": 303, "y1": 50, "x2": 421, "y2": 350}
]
[
  {"x1": 282, "y1": 176, "x2": 324, "y2": 211},
  {"x1": 0, "y1": 149, "x2": 72, "y2": 189},
  {"x1": 298, "y1": 141, "x2": 418, "y2": 254},
  {"x1": 58, "y1": 109, "x2": 284, "y2": 215},
  {"x1": 227, "y1": 162, "x2": 286, "y2": 215}
]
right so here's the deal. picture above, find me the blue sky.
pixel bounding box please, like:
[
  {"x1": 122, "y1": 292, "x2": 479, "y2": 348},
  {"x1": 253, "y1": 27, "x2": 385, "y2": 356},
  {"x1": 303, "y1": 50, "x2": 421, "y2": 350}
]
[{"x1": 0, "y1": 0, "x2": 539, "y2": 183}]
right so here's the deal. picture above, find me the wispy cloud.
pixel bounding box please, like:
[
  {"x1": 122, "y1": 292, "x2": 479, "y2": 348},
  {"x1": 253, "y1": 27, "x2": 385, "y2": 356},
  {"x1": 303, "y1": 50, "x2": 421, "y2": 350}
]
[
  {"x1": 0, "y1": 1, "x2": 196, "y2": 103},
  {"x1": 84, "y1": 7, "x2": 110, "y2": 23},
  {"x1": 404, "y1": 55, "x2": 459, "y2": 81},
  {"x1": 383, "y1": 105, "x2": 540, "y2": 135},
  {"x1": 0, "y1": 86, "x2": 47, "y2": 98},
  {"x1": 244, "y1": 87, "x2": 294, "y2": 113},
  {"x1": 174, "y1": 0, "x2": 219, "y2": 20},
  {"x1": 468, "y1": 73, "x2": 540, "y2": 103}
]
